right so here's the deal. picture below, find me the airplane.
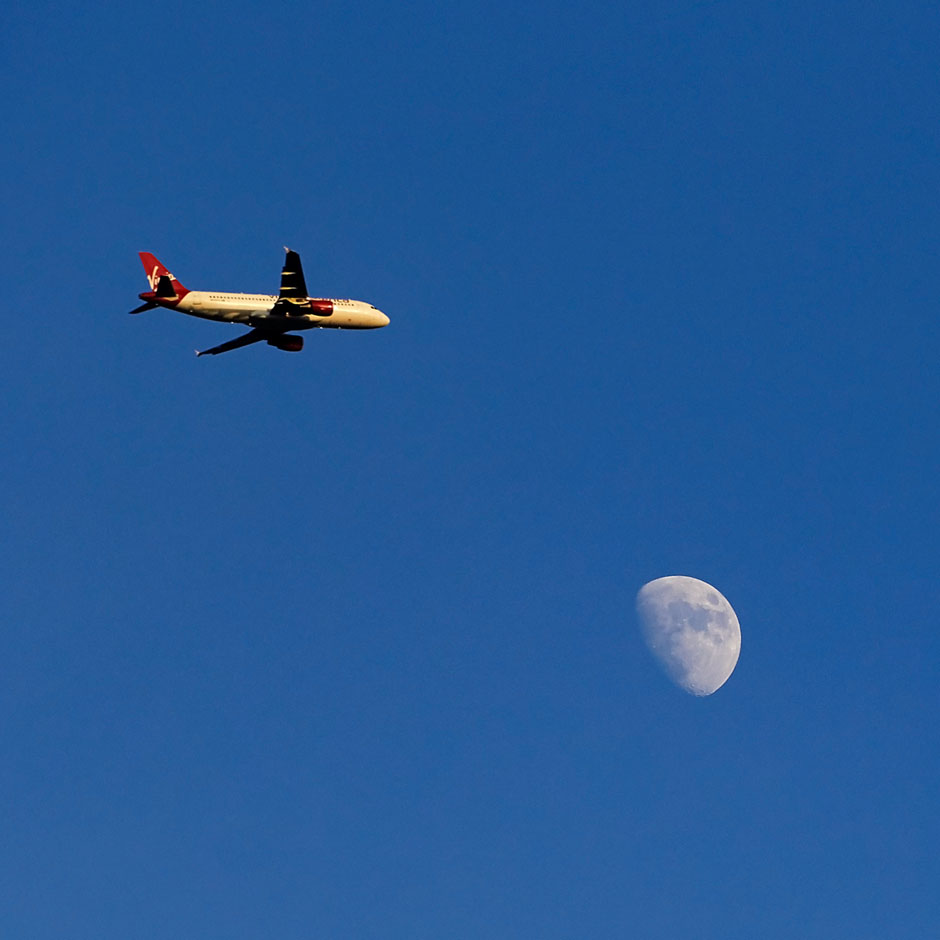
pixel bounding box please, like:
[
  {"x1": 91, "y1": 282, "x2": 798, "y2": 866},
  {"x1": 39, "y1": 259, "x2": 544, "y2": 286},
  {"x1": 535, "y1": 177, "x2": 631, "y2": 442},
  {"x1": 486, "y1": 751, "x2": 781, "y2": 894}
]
[{"x1": 130, "y1": 248, "x2": 389, "y2": 356}]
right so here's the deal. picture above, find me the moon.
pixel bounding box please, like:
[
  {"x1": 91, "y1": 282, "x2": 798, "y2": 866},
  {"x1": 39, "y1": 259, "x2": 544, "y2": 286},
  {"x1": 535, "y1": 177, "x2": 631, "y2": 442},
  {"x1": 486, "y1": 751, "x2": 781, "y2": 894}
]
[{"x1": 636, "y1": 576, "x2": 741, "y2": 695}]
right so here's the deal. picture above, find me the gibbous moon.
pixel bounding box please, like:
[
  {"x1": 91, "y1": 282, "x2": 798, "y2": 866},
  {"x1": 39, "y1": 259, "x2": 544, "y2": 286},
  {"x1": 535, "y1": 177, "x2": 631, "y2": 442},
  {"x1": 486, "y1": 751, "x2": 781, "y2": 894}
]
[{"x1": 636, "y1": 576, "x2": 741, "y2": 695}]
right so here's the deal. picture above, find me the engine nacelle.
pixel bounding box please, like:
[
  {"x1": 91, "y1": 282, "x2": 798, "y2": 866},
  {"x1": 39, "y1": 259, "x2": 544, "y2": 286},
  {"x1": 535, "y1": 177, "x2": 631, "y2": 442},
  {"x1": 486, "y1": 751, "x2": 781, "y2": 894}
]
[
  {"x1": 309, "y1": 299, "x2": 333, "y2": 316},
  {"x1": 267, "y1": 334, "x2": 304, "y2": 352}
]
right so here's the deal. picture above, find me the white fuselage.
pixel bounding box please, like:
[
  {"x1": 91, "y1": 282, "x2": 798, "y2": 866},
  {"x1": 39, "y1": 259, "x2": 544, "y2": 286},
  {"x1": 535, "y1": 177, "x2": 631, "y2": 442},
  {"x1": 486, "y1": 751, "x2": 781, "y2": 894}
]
[{"x1": 171, "y1": 291, "x2": 390, "y2": 330}]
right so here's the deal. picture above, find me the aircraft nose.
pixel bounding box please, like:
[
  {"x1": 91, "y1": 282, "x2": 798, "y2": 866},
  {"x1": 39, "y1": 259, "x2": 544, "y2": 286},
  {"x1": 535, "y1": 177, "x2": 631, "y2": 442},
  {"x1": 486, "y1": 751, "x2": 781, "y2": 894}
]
[{"x1": 376, "y1": 310, "x2": 390, "y2": 327}]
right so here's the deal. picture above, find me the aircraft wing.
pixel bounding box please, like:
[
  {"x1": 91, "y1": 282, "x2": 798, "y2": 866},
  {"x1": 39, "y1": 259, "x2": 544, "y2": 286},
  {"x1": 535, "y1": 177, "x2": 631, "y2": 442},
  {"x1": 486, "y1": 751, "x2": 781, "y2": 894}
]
[
  {"x1": 271, "y1": 247, "x2": 310, "y2": 316},
  {"x1": 195, "y1": 328, "x2": 269, "y2": 357}
]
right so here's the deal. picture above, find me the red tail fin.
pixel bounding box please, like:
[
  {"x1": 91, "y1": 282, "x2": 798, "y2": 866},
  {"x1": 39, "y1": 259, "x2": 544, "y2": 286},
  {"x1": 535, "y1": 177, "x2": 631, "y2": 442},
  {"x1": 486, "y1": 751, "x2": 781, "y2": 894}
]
[{"x1": 138, "y1": 252, "x2": 189, "y2": 298}]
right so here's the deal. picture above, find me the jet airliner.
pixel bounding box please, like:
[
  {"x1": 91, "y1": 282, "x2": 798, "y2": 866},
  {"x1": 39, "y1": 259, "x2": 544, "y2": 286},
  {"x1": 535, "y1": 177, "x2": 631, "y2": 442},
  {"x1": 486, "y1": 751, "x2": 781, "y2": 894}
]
[{"x1": 130, "y1": 248, "x2": 389, "y2": 356}]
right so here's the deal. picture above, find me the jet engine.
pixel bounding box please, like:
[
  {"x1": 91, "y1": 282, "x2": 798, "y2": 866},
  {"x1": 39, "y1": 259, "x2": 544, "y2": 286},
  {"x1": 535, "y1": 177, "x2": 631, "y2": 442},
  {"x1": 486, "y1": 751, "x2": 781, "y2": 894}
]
[{"x1": 267, "y1": 334, "x2": 304, "y2": 352}]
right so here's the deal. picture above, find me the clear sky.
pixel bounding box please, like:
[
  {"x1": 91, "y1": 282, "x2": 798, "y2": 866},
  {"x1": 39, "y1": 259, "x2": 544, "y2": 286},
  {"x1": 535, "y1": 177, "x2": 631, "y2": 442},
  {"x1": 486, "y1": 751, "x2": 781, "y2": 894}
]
[{"x1": 2, "y1": 1, "x2": 938, "y2": 936}]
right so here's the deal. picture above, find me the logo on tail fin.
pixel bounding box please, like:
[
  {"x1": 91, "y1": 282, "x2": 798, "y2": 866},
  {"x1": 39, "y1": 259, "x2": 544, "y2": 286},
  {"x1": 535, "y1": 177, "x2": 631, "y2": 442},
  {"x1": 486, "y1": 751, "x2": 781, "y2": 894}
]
[
  {"x1": 148, "y1": 266, "x2": 177, "y2": 291},
  {"x1": 139, "y1": 253, "x2": 188, "y2": 298}
]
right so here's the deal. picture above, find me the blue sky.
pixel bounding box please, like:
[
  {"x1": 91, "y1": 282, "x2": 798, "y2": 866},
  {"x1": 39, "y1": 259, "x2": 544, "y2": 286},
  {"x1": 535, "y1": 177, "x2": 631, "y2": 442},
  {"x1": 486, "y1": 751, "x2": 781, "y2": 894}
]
[{"x1": 2, "y1": 1, "x2": 938, "y2": 936}]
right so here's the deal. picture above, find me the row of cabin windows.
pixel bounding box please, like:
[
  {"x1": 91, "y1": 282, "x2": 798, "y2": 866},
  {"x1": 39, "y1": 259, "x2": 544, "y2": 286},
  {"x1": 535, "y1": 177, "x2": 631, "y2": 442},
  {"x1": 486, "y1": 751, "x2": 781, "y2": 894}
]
[
  {"x1": 207, "y1": 295, "x2": 355, "y2": 303},
  {"x1": 209, "y1": 294, "x2": 358, "y2": 310}
]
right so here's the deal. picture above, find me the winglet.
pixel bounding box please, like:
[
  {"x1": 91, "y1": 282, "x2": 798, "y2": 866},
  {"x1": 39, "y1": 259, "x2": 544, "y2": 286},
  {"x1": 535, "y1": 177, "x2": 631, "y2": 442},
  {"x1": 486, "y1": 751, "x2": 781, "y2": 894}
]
[{"x1": 278, "y1": 248, "x2": 308, "y2": 300}]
